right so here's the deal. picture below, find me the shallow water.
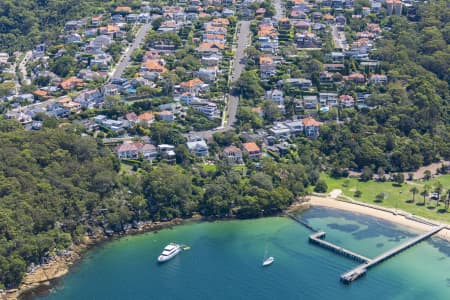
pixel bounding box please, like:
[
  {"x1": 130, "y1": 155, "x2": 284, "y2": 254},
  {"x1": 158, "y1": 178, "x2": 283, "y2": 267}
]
[{"x1": 34, "y1": 207, "x2": 450, "y2": 300}]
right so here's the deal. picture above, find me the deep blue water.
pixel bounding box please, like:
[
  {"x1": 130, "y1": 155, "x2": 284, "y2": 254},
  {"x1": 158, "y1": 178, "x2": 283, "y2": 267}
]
[{"x1": 33, "y1": 207, "x2": 450, "y2": 300}]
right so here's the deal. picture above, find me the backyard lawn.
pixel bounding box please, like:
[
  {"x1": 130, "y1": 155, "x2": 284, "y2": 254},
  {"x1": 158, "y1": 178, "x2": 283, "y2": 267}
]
[{"x1": 320, "y1": 174, "x2": 450, "y2": 223}]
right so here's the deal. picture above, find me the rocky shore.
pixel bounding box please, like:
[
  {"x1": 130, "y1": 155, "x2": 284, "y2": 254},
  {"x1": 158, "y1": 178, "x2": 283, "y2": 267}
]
[{"x1": 2, "y1": 218, "x2": 187, "y2": 300}]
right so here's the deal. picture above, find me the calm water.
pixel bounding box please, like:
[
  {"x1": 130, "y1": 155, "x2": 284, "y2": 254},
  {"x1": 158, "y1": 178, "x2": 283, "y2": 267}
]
[{"x1": 34, "y1": 207, "x2": 450, "y2": 300}]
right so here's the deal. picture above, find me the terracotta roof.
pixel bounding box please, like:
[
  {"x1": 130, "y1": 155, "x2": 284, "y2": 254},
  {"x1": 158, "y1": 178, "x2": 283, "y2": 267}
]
[
  {"x1": 116, "y1": 142, "x2": 143, "y2": 152},
  {"x1": 180, "y1": 78, "x2": 204, "y2": 88},
  {"x1": 138, "y1": 112, "x2": 155, "y2": 121},
  {"x1": 302, "y1": 117, "x2": 322, "y2": 127},
  {"x1": 196, "y1": 42, "x2": 225, "y2": 51},
  {"x1": 212, "y1": 18, "x2": 230, "y2": 25},
  {"x1": 243, "y1": 142, "x2": 260, "y2": 153},
  {"x1": 339, "y1": 95, "x2": 354, "y2": 101},
  {"x1": 33, "y1": 89, "x2": 49, "y2": 97},
  {"x1": 259, "y1": 56, "x2": 273, "y2": 64},
  {"x1": 115, "y1": 6, "x2": 132, "y2": 12},
  {"x1": 60, "y1": 77, "x2": 84, "y2": 90},
  {"x1": 125, "y1": 112, "x2": 137, "y2": 121},
  {"x1": 142, "y1": 60, "x2": 167, "y2": 73}
]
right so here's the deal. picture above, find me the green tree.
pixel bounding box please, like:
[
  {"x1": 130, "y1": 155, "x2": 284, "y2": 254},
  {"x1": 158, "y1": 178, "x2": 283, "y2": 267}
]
[
  {"x1": 421, "y1": 184, "x2": 430, "y2": 205},
  {"x1": 375, "y1": 192, "x2": 385, "y2": 203},
  {"x1": 314, "y1": 180, "x2": 328, "y2": 193},
  {"x1": 236, "y1": 70, "x2": 265, "y2": 99},
  {"x1": 409, "y1": 186, "x2": 419, "y2": 203}
]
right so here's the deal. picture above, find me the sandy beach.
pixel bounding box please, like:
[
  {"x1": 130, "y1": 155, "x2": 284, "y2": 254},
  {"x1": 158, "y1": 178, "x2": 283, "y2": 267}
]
[{"x1": 307, "y1": 194, "x2": 450, "y2": 241}]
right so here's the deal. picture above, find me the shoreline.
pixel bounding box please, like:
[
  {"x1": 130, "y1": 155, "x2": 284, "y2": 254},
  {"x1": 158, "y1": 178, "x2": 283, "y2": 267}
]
[
  {"x1": 2, "y1": 217, "x2": 192, "y2": 300},
  {"x1": 4, "y1": 196, "x2": 449, "y2": 300},
  {"x1": 306, "y1": 195, "x2": 450, "y2": 241}
]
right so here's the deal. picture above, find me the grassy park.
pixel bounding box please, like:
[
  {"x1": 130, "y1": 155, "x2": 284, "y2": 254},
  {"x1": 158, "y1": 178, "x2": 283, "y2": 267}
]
[{"x1": 320, "y1": 174, "x2": 450, "y2": 223}]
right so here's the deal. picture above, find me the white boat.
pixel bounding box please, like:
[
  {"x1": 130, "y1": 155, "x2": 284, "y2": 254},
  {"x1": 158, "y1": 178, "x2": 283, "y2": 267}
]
[
  {"x1": 262, "y1": 256, "x2": 275, "y2": 267},
  {"x1": 157, "y1": 243, "x2": 181, "y2": 263}
]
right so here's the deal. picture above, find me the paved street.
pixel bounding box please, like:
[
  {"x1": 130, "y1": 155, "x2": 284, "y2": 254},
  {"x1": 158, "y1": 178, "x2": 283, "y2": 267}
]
[
  {"x1": 273, "y1": 0, "x2": 285, "y2": 20},
  {"x1": 331, "y1": 25, "x2": 348, "y2": 50},
  {"x1": 226, "y1": 20, "x2": 251, "y2": 128},
  {"x1": 110, "y1": 23, "x2": 152, "y2": 80},
  {"x1": 18, "y1": 51, "x2": 32, "y2": 86}
]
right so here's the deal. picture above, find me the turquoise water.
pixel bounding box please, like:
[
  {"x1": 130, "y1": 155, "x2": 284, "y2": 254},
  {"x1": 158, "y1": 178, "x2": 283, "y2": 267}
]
[{"x1": 33, "y1": 207, "x2": 450, "y2": 300}]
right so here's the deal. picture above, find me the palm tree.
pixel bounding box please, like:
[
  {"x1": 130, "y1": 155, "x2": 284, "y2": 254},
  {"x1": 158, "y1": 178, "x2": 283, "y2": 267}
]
[
  {"x1": 420, "y1": 184, "x2": 430, "y2": 206},
  {"x1": 409, "y1": 186, "x2": 419, "y2": 203}
]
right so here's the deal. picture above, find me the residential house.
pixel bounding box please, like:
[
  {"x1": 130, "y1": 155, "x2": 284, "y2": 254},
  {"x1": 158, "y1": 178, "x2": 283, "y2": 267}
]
[
  {"x1": 278, "y1": 78, "x2": 312, "y2": 90},
  {"x1": 126, "y1": 14, "x2": 139, "y2": 23},
  {"x1": 115, "y1": 6, "x2": 132, "y2": 14},
  {"x1": 303, "y1": 95, "x2": 318, "y2": 109},
  {"x1": 269, "y1": 123, "x2": 291, "y2": 139},
  {"x1": 60, "y1": 77, "x2": 84, "y2": 90},
  {"x1": 295, "y1": 32, "x2": 321, "y2": 48},
  {"x1": 137, "y1": 112, "x2": 155, "y2": 126},
  {"x1": 116, "y1": 142, "x2": 142, "y2": 159},
  {"x1": 284, "y1": 120, "x2": 305, "y2": 136},
  {"x1": 91, "y1": 53, "x2": 112, "y2": 69},
  {"x1": 140, "y1": 59, "x2": 167, "y2": 74},
  {"x1": 64, "y1": 33, "x2": 82, "y2": 43},
  {"x1": 279, "y1": 18, "x2": 291, "y2": 30},
  {"x1": 201, "y1": 54, "x2": 222, "y2": 66},
  {"x1": 242, "y1": 142, "x2": 261, "y2": 159},
  {"x1": 141, "y1": 144, "x2": 158, "y2": 160},
  {"x1": 266, "y1": 89, "x2": 284, "y2": 106},
  {"x1": 320, "y1": 71, "x2": 334, "y2": 84},
  {"x1": 102, "y1": 84, "x2": 119, "y2": 96},
  {"x1": 158, "y1": 144, "x2": 176, "y2": 159},
  {"x1": 259, "y1": 56, "x2": 276, "y2": 79},
  {"x1": 293, "y1": 20, "x2": 310, "y2": 31},
  {"x1": 319, "y1": 92, "x2": 338, "y2": 107},
  {"x1": 193, "y1": 102, "x2": 219, "y2": 119},
  {"x1": 324, "y1": 63, "x2": 345, "y2": 72},
  {"x1": 91, "y1": 15, "x2": 103, "y2": 26},
  {"x1": 339, "y1": 94, "x2": 355, "y2": 107},
  {"x1": 158, "y1": 20, "x2": 179, "y2": 33},
  {"x1": 156, "y1": 110, "x2": 175, "y2": 122},
  {"x1": 370, "y1": 74, "x2": 388, "y2": 85},
  {"x1": 196, "y1": 67, "x2": 218, "y2": 83},
  {"x1": 187, "y1": 137, "x2": 209, "y2": 157},
  {"x1": 177, "y1": 78, "x2": 209, "y2": 95},
  {"x1": 91, "y1": 35, "x2": 112, "y2": 49},
  {"x1": 302, "y1": 117, "x2": 322, "y2": 138},
  {"x1": 196, "y1": 42, "x2": 225, "y2": 53},
  {"x1": 0, "y1": 52, "x2": 9, "y2": 64},
  {"x1": 203, "y1": 34, "x2": 226, "y2": 44},
  {"x1": 222, "y1": 146, "x2": 243, "y2": 164},
  {"x1": 343, "y1": 73, "x2": 365, "y2": 84}
]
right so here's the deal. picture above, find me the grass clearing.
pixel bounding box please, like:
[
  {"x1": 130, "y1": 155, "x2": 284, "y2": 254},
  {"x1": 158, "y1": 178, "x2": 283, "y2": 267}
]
[{"x1": 320, "y1": 174, "x2": 450, "y2": 223}]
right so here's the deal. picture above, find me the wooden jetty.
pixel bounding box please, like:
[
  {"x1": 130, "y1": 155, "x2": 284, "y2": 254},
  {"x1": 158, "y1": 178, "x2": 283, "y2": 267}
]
[
  {"x1": 287, "y1": 210, "x2": 447, "y2": 284},
  {"x1": 340, "y1": 225, "x2": 446, "y2": 283},
  {"x1": 309, "y1": 231, "x2": 371, "y2": 263},
  {"x1": 287, "y1": 213, "x2": 317, "y2": 232}
]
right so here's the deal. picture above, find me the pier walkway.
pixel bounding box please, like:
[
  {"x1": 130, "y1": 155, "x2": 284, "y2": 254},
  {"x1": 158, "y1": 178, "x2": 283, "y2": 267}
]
[
  {"x1": 287, "y1": 213, "x2": 317, "y2": 232},
  {"x1": 309, "y1": 232, "x2": 371, "y2": 263},
  {"x1": 340, "y1": 225, "x2": 446, "y2": 283},
  {"x1": 286, "y1": 212, "x2": 446, "y2": 284}
]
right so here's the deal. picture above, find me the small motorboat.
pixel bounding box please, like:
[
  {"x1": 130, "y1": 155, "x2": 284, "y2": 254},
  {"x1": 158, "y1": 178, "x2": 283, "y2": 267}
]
[{"x1": 262, "y1": 256, "x2": 275, "y2": 267}]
